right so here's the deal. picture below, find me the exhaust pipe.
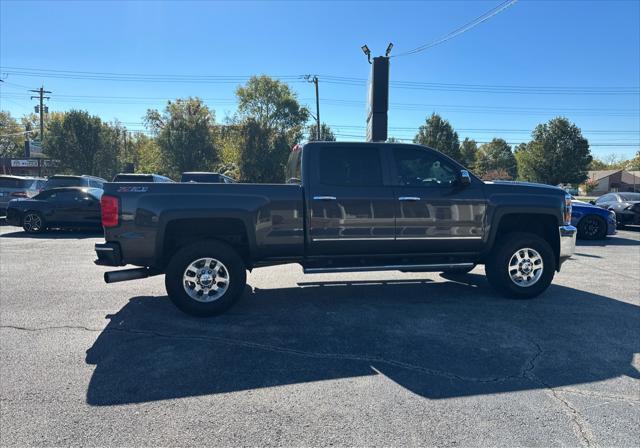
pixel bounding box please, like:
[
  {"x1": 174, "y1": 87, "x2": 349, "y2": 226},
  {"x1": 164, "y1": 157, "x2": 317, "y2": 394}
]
[{"x1": 104, "y1": 268, "x2": 151, "y2": 284}]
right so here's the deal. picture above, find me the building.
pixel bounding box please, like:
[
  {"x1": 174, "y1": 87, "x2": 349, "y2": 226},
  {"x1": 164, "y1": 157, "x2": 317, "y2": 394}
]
[{"x1": 586, "y1": 169, "x2": 640, "y2": 195}]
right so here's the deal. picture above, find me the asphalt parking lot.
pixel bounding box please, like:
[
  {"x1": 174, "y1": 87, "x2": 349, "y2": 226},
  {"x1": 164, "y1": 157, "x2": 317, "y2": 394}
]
[{"x1": 0, "y1": 222, "x2": 638, "y2": 447}]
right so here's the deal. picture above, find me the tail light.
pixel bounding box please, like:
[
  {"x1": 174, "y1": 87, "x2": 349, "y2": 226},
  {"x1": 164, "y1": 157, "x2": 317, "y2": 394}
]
[
  {"x1": 10, "y1": 192, "x2": 27, "y2": 198},
  {"x1": 101, "y1": 195, "x2": 119, "y2": 227}
]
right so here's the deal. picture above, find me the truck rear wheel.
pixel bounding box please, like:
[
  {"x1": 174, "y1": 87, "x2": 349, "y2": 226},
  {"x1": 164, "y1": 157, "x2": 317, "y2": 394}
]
[
  {"x1": 165, "y1": 240, "x2": 247, "y2": 317},
  {"x1": 485, "y1": 232, "x2": 556, "y2": 299}
]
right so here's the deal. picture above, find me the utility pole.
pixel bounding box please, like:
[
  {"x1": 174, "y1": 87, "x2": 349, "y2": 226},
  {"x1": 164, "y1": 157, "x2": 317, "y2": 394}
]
[
  {"x1": 305, "y1": 75, "x2": 320, "y2": 140},
  {"x1": 29, "y1": 86, "x2": 51, "y2": 142}
]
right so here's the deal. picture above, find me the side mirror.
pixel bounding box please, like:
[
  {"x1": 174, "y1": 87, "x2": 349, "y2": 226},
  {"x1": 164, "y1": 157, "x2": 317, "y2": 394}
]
[
  {"x1": 459, "y1": 170, "x2": 471, "y2": 186},
  {"x1": 589, "y1": 200, "x2": 596, "y2": 205}
]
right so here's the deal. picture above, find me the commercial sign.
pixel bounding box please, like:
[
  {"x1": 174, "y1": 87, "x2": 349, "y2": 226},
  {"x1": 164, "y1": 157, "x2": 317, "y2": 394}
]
[
  {"x1": 10, "y1": 159, "x2": 39, "y2": 168},
  {"x1": 29, "y1": 140, "x2": 44, "y2": 156},
  {"x1": 43, "y1": 159, "x2": 60, "y2": 167}
]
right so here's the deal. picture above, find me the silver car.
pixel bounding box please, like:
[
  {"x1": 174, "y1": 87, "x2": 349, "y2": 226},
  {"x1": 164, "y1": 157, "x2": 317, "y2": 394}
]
[{"x1": 0, "y1": 175, "x2": 46, "y2": 214}]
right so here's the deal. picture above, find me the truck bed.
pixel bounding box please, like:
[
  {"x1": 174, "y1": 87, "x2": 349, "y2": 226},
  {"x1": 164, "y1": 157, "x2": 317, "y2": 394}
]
[{"x1": 100, "y1": 182, "x2": 305, "y2": 268}]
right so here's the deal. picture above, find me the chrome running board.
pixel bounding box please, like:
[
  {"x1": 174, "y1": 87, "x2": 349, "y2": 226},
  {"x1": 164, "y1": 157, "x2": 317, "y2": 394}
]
[{"x1": 303, "y1": 262, "x2": 474, "y2": 274}]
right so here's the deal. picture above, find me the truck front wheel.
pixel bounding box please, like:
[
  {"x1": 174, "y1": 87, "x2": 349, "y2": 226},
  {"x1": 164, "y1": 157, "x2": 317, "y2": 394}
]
[
  {"x1": 485, "y1": 232, "x2": 556, "y2": 299},
  {"x1": 165, "y1": 240, "x2": 247, "y2": 317}
]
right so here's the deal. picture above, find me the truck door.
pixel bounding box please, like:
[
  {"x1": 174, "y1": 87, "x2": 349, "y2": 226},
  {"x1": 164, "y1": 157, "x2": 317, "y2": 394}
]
[
  {"x1": 306, "y1": 144, "x2": 396, "y2": 255},
  {"x1": 388, "y1": 145, "x2": 487, "y2": 253}
]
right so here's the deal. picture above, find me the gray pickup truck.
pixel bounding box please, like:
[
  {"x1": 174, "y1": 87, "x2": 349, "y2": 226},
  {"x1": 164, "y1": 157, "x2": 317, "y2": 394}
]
[{"x1": 95, "y1": 142, "x2": 577, "y2": 316}]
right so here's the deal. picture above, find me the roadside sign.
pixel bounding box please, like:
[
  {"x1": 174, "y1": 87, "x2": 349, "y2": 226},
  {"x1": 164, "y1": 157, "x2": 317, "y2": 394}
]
[
  {"x1": 29, "y1": 140, "x2": 44, "y2": 156},
  {"x1": 11, "y1": 159, "x2": 39, "y2": 168}
]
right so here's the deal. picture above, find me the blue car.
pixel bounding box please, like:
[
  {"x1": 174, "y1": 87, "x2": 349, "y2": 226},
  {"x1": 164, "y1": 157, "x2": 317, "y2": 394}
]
[{"x1": 571, "y1": 200, "x2": 617, "y2": 240}]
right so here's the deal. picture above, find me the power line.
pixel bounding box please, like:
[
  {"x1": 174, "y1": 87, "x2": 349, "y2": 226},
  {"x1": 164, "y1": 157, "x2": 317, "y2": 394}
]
[
  {"x1": 3, "y1": 91, "x2": 637, "y2": 117},
  {"x1": 393, "y1": 0, "x2": 519, "y2": 58},
  {"x1": 2, "y1": 66, "x2": 637, "y2": 95}
]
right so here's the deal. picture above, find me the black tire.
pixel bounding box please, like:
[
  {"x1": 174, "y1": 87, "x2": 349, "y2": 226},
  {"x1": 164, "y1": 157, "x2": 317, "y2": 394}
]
[
  {"x1": 164, "y1": 240, "x2": 247, "y2": 317},
  {"x1": 22, "y1": 211, "x2": 46, "y2": 233},
  {"x1": 577, "y1": 215, "x2": 607, "y2": 240},
  {"x1": 485, "y1": 232, "x2": 556, "y2": 299}
]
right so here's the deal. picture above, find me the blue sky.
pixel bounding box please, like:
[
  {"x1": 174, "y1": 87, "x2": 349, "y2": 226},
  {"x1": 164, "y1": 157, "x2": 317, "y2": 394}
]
[{"x1": 1, "y1": 0, "x2": 639, "y2": 158}]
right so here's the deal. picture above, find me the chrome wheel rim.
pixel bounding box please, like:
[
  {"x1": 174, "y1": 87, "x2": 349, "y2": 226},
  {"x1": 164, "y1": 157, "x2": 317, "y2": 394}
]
[
  {"x1": 23, "y1": 213, "x2": 42, "y2": 232},
  {"x1": 182, "y1": 257, "x2": 230, "y2": 302},
  {"x1": 508, "y1": 247, "x2": 543, "y2": 287}
]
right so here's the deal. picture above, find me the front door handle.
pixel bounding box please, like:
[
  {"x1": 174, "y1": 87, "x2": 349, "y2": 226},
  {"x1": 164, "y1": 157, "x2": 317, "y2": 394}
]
[
  {"x1": 313, "y1": 196, "x2": 337, "y2": 200},
  {"x1": 398, "y1": 196, "x2": 421, "y2": 201}
]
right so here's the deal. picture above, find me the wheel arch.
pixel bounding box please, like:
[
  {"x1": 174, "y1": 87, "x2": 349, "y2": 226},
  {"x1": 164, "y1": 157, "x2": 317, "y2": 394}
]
[{"x1": 484, "y1": 210, "x2": 561, "y2": 270}]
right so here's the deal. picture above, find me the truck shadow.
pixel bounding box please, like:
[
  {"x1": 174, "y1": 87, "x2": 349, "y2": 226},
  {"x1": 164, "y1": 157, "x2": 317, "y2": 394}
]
[{"x1": 85, "y1": 275, "x2": 639, "y2": 406}]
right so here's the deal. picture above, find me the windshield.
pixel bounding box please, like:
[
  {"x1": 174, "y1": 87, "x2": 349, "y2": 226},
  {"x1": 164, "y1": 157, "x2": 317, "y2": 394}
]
[
  {"x1": 619, "y1": 193, "x2": 640, "y2": 201},
  {"x1": 44, "y1": 178, "x2": 84, "y2": 188}
]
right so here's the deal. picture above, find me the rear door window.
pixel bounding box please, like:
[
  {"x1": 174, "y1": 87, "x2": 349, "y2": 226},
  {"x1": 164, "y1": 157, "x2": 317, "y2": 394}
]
[{"x1": 318, "y1": 147, "x2": 383, "y2": 187}]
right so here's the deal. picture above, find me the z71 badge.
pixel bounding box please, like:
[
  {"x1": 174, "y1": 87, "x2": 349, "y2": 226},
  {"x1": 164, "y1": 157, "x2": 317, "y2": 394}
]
[{"x1": 117, "y1": 186, "x2": 149, "y2": 193}]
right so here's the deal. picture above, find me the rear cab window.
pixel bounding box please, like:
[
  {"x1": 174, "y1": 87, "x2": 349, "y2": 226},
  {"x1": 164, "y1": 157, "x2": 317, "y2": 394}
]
[{"x1": 112, "y1": 175, "x2": 154, "y2": 182}]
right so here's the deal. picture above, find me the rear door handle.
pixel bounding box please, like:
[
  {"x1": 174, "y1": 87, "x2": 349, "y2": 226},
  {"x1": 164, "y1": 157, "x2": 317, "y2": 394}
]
[
  {"x1": 398, "y1": 196, "x2": 421, "y2": 201},
  {"x1": 313, "y1": 196, "x2": 337, "y2": 200}
]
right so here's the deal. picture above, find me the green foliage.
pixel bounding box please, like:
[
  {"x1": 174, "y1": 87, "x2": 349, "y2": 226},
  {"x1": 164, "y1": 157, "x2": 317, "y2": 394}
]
[
  {"x1": 475, "y1": 138, "x2": 517, "y2": 180},
  {"x1": 132, "y1": 134, "x2": 165, "y2": 175},
  {"x1": 627, "y1": 151, "x2": 640, "y2": 171},
  {"x1": 44, "y1": 110, "x2": 121, "y2": 179},
  {"x1": 20, "y1": 113, "x2": 41, "y2": 142},
  {"x1": 145, "y1": 98, "x2": 218, "y2": 179},
  {"x1": 588, "y1": 158, "x2": 608, "y2": 170},
  {"x1": 516, "y1": 117, "x2": 592, "y2": 185},
  {"x1": 413, "y1": 113, "x2": 461, "y2": 161},
  {"x1": 459, "y1": 138, "x2": 478, "y2": 169},
  {"x1": 386, "y1": 137, "x2": 402, "y2": 143},
  {"x1": 237, "y1": 119, "x2": 291, "y2": 183},
  {"x1": 233, "y1": 76, "x2": 309, "y2": 182},
  {"x1": 236, "y1": 75, "x2": 309, "y2": 137},
  {"x1": 0, "y1": 111, "x2": 24, "y2": 159},
  {"x1": 307, "y1": 123, "x2": 336, "y2": 142}
]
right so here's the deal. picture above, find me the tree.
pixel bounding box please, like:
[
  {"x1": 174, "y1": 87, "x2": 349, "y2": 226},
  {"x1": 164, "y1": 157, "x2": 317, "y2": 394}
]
[
  {"x1": 588, "y1": 158, "x2": 608, "y2": 170},
  {"x1": 459, "y1": 138, "x2": 478, "y2": 169},
  {"x1": 145, "y1": 97, "x2": 218, "y2": 178},
  {"x1": 387, "y1": 137, "x2": 402, "y2": 143},
  {"x1": 44, "y1": 110, "x2": 120, "y2": 179},
  {"x1": 236, "y1": 75, "x2": 308, "y2": 136},
  {"x1": 21, "y1": 113, "x2": 42, "y2": 142},
  {"x1": 134, "y1": 135, "x2": 165, "y2": 175},
  {"x1": 627, "y1": 151, "x2": 640, "y2": 171},
  {"x1": 516, "y1": 117, "x2": 592, "y2": 185},
  {"x1": 237, "y1": 119, "x2": 290, "y2": 183},
  {"x1": 413, "y1": 113, "x2": 461, "y2": 161},
  {"x1": 475, "y1": 138, "x2": 517, "y2": 180},
  {"x1": 0, "y1": 111, "x2": 24, "y2": 160},
  {"x1": 307, "y1": 123, "x2": 336, "y2": 142}
]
